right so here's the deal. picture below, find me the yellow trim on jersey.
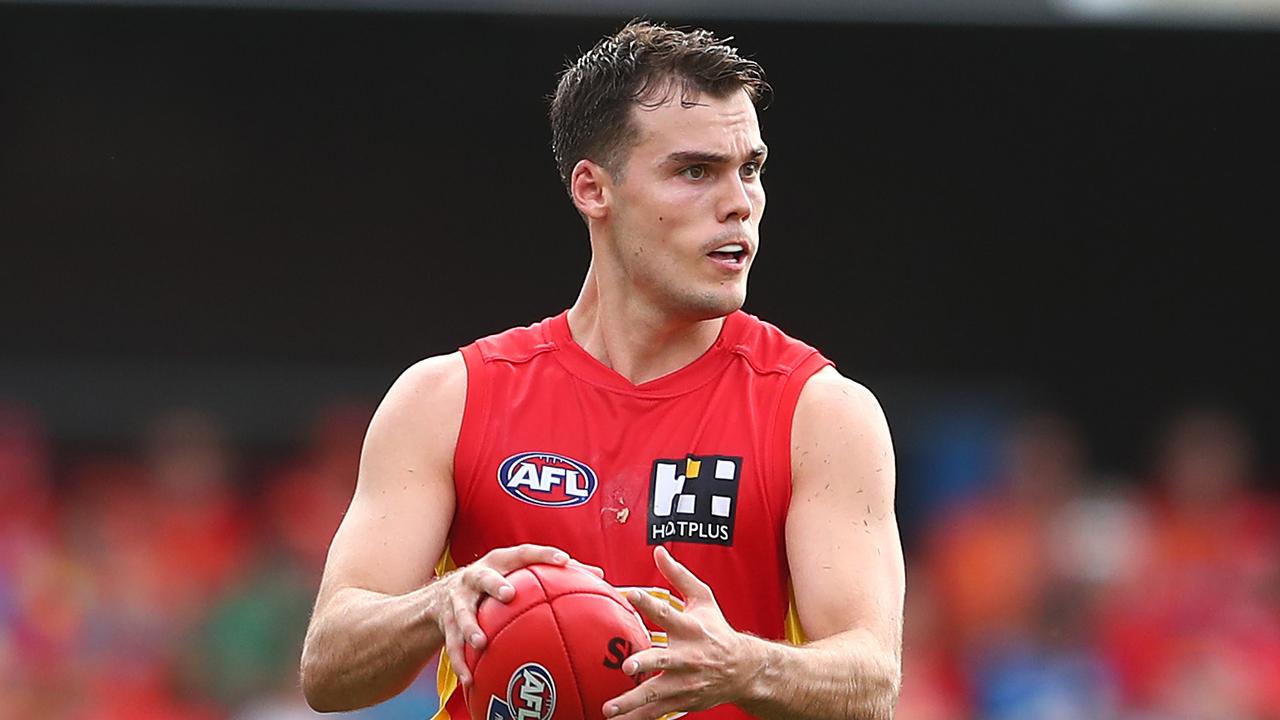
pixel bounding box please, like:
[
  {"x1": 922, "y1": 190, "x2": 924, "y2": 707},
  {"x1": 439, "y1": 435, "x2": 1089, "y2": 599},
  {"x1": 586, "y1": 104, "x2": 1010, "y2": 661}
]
[
  {"x1": 785, "y1": 583, "x2": 807, "y2": 645},
  {"x1": 431, "y1": 547, "x2": 458, "y2": 720},
  {"x1": 434, "y1": 546, "x2": 456, "y2": 580},
  {"x1": 433, "y1": 652, "x2": 457, "y2": 720}
]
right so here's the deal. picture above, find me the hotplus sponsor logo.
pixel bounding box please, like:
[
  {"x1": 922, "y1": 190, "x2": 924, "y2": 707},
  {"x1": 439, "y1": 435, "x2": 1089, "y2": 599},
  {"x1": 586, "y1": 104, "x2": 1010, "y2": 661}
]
[
  {"x1": 498, "y1": 452, "x2": 598, "y2": 508},
  {"x1": 647, "y1": 454, "x2": 741, "y2": 547}
]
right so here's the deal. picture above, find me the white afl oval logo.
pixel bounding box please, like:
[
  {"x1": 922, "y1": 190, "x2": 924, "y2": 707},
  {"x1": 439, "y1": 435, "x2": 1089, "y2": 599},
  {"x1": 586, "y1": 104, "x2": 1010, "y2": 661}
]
[
  {"x1": 506, "y1": 662, "x2": 556, "y2": 720},
  {"x1": 498, "y1": 452, "x2": 598, "y2": 508}
]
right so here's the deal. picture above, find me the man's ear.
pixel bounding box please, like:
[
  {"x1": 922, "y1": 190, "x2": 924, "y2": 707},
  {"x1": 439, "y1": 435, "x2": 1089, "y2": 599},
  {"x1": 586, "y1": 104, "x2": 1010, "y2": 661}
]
[{"x1": 570, "y1": 159, "x2": 612, "y2": 220}]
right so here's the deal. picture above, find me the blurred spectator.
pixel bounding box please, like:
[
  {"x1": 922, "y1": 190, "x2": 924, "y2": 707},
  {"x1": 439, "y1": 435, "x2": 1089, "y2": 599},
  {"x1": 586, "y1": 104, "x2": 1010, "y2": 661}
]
[
  {"x1": 1099, "y1": 407, "x2": 1280, "y2": 719},
  {"x1": 0, "y1": 404, "x2": 89, "y2": 719},
  {"x1": 905, "y1": 405, "x2": 1004, "y2": 528},
  {"x1": 924, "y1": 413, "x2": 1086, "y2": 649},
  {"x1": 1046, "y1": 480, "x2": 1149, "y2": 589},
  {"x1": 190, "y1": 395, "x2": 363, "y2": 711},
  {"x1": 971, "y1": 580, "x2": 1119, "y2": 720},
  {"x1": 190, "y1": 556, "x2": 314, "y2": 711},
  {"x1": 62, "y1": 408, "x2": 249, "y2": 719},
  {"x1": 143, "y1": 410, "x2": 253, "y2": 625},
  {"x1": 261, "y1": 401, "x2": 372, "y2": 580},
  {"x1": 896, "y1": 567, "x2": 971, "y2": 720},
  {"x1": 920, "y1": 412, "x2": 1129, "y2": 719},
  {"x1": 0, "y1": 403, "x2": 56, "y2": 540},
  {"x1": 229, "y1": 400, "x2": 439, "y2": 719}
]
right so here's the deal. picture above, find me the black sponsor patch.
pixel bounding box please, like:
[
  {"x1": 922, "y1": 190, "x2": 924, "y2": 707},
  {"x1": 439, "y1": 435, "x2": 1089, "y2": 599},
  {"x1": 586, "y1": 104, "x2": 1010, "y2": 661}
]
[{"x1": 646, "y1": 455, "x2": 741, "y2": 547}]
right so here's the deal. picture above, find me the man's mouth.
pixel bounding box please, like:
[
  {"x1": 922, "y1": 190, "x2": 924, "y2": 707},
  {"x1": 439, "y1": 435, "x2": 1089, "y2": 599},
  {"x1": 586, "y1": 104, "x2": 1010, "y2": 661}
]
[{"x1": 708, "y1": 243, "x2": 747, "y2": 265}]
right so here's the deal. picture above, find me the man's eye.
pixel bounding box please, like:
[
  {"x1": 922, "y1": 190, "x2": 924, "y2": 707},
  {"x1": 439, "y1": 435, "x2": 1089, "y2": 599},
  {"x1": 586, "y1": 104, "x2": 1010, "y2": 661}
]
[
  {"x1": 741, "y1": 162, "x2": 763, "y2": 178},
  {"x1": 681, "y1": 165, "x2": 707, "y2": 180}
]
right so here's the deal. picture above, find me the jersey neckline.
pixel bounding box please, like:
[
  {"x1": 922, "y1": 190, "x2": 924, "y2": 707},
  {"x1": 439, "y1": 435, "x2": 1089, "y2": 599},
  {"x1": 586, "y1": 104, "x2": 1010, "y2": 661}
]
[{"x1": 546, "y1": 309, "x2": 748, "y2": 397}]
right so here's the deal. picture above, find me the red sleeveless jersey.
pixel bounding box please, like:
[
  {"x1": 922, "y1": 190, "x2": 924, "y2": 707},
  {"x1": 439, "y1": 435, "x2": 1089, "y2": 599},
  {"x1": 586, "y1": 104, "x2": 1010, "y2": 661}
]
[{"x1": 433, "y1": 310, "x2": 832, "y2": 720}]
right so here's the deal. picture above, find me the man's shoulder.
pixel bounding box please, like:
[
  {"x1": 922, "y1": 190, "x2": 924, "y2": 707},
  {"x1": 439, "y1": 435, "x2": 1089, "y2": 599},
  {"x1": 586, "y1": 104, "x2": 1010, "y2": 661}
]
[
  {"x1": 791, "y1": 366, "x2": 891, "y2": 473},
  {"x1": 796, "y1": 366, "x2": 881, "y2": 417},
  {"x1": 468, "y1": 315, "x2": 560, "y2": 365},
  {"x1": 393, "y1": 315, "x2": 559, "y2": 410},
  {"x1": 388, "y1": 352, "x2": 467, "y2": 408},
  {"x1": 729, "y1": 310, "x2": 830, "y2": 377},
  {"x1": 366, "y1": 351, "x2": 467, "y2": 464}
]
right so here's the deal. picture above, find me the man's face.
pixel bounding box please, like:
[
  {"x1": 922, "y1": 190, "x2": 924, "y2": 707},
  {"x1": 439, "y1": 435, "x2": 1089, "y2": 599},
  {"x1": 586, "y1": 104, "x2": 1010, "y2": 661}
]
[{"x1": 603, "y1": 86, "x2": 766, "y2": 321}]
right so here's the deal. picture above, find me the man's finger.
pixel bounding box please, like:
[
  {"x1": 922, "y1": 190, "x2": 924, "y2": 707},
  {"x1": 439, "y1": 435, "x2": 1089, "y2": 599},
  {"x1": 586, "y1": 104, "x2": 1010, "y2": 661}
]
[
  {"x1": 490, "y1": 543, "x2": 570, "y2": 573},
  {"x1": 620, "y1": 647, "x2": 673, "y2": 676},
  {"x1": 447, "y1": 640, "x2": 471, "y2": 687},
  {"x1": 654, "y1": 545, "x2": 714, "y2": 603},
  {"x1": 626, "y1": 589, "x2": 694, "y2": 634},
  {"x1": 602, "y1": 674, "x2": 680, "y2": 719},
  {"x1": 441, "y1": 608, "x2": 471, "y2": 687},
  {"x1": 610, "y1": 698, "x2": 686, "y2": 720},
  {"x1": 451, "y1": 590, "x2": 486, "y2": 649},
  {"x1": 467, "y1": 566, "x2": 515, "y2": 603},
  {"x1": 567, "y1": 558, "x2": 606, "y2": 579}
]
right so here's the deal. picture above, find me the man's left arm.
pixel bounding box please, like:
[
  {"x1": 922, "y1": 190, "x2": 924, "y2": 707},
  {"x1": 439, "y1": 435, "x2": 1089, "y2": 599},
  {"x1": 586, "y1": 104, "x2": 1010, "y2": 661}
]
[
  {"x1": 605, "y1": 367, "x2": 905, "y2": 720},
  {"x1": 743, "y1": 366, "x2": 905, "y2": 718}
]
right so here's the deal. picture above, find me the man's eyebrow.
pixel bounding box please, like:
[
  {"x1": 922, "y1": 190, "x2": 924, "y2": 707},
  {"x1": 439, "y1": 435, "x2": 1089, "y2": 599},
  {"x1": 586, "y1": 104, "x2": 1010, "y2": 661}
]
[{"x1": 663, "y1": 146, "x2": 769, "y2": 166}]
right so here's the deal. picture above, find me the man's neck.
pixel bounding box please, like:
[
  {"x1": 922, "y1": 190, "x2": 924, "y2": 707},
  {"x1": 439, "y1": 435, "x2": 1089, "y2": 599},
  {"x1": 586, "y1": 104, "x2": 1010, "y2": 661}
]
[{"x1": 566, "y1": 265, "x2": 727, "y2": 386}]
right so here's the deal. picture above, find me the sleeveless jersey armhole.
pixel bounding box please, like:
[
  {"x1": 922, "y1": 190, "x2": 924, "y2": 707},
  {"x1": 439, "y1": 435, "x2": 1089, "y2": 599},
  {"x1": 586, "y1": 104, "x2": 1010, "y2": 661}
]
[
  {"x1": 454, "y1": 344, "x2": 491, "y2": 508},
  {"x1": 766, "y1": 352, "x2": 834, "y2": 521}
]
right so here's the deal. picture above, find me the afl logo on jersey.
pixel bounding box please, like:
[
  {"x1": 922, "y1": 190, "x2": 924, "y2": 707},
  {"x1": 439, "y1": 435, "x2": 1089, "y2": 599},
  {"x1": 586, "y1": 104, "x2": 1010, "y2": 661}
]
[{"x1": 498, "y1": 452, "x2": 598, "y2": 508}]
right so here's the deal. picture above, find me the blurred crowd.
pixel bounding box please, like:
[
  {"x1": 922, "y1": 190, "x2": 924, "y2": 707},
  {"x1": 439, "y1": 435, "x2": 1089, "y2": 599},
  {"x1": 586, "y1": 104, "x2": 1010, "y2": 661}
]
[
  {"x1": 0, "y1": 401, "x2": 438, "y2": 720},
  {"x1": 1, "y1": 399, "x2": 1277, "y2": 719},
  {"x1": 899, "y1": 408, "x2": 1280, "y2": 720}
]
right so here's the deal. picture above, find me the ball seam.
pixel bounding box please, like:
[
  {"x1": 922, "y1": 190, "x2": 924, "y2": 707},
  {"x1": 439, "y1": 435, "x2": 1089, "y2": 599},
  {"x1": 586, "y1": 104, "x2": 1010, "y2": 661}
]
[{"x1": 532, "y1": 569, "x2": 593, "y2": 718}]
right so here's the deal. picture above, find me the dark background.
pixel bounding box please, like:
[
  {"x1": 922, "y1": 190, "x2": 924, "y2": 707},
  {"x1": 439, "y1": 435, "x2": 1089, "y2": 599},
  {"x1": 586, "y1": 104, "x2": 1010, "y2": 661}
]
[{"x1": 2, "y1": 6, "x2": 1276, "y2": 474}]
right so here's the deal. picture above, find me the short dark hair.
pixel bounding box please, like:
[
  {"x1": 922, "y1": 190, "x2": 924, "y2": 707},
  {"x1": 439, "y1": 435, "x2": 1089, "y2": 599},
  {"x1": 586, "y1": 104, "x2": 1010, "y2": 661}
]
[{"x1": 549, "y1": 20, "x2": 771, "y2": 192}]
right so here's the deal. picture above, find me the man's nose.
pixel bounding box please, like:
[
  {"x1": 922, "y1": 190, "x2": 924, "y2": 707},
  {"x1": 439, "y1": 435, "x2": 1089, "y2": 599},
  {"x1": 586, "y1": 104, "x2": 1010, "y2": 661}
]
[{"x1": 717, "y1": 174, "x2": 754, "y2": 224}]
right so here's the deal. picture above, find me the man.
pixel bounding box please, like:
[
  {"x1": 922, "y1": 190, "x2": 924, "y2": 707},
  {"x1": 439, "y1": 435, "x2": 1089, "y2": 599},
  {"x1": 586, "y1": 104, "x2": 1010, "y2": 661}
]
[{"x1": 301, "y1": 20, "x2": 904, "y2": 720}]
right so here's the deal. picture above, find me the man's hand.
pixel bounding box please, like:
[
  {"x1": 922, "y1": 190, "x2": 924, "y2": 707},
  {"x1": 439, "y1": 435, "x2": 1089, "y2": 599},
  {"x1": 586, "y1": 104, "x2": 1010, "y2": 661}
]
[
  {"x1": 427, "y1": 544, "x2": 601, "y2": 687},
  {"x1": 603, "y1": 546, "x2": 759, "y2": 719}
]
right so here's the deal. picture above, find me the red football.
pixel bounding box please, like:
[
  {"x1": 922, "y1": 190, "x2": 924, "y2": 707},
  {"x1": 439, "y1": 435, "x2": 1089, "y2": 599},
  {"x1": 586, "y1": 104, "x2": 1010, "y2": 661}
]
[{"x1": 463, "y1": 563, "x2": 651, "y2": 720}]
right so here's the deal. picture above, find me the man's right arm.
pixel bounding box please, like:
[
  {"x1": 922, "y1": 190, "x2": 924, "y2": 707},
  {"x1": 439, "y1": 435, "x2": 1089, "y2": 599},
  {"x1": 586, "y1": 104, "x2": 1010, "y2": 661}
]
[{"x1": 299, "y1": 352, "x2": 572, "y2": 711}]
